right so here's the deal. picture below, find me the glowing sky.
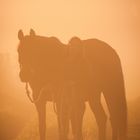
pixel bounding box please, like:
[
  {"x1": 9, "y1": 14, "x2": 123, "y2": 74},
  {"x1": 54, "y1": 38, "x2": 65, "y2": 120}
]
[{"x1": 0, "y1": 0, "x2": 140, "y2": 99}]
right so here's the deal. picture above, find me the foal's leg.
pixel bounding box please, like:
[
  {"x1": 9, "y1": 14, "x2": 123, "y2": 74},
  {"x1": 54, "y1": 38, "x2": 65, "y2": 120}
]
[{"x1": 88, "y1": 90, "x2": 107, "y2": 140}]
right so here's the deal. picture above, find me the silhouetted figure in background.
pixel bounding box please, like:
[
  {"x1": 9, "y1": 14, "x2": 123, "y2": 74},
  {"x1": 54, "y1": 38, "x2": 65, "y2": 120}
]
[{"x1": 17, "y1": 30, "x2": 127, "y2": 140}]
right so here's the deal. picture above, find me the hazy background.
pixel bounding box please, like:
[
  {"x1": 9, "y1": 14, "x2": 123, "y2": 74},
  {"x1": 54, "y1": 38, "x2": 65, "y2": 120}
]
[{"x1": 0, "y1": 0, "x2": 140, "y2": 140}]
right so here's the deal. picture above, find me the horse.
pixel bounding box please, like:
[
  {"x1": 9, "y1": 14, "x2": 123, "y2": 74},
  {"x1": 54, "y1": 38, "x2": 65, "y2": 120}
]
[
  {"x1": 17, "y1": 29, "x2": 69, "y2": 140},
  {"x1": 59, "y1": 37, "x2": 127, "y2": 140},
  {"x1": 17, "y1": 29, "x2": 127, "y2": 140}
]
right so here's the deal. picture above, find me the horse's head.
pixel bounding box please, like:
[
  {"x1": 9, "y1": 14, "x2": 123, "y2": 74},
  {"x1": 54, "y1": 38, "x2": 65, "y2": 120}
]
[{"x1": 17, "y1": 29, "x2": 36, "y2": 82}]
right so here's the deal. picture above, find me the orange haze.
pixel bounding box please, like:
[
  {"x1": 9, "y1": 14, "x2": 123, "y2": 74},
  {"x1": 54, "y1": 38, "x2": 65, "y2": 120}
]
[{"x1": 0, "y1": 0, "x2": 140, "y2": 100}]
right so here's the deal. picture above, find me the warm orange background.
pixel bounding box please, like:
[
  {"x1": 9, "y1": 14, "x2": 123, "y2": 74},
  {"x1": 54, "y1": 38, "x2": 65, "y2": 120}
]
[{"x1": 0, "y1": 0, "x2": 140, "y2": 100}]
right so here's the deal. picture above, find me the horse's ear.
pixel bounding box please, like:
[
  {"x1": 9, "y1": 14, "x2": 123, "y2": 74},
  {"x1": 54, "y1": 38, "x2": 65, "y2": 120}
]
[
  {"x1": 30, "y1": 29, "x2": 36, "y2": 36},
  {"x1": 18, "y1": 30, "x2": 24, "y2": 40}
]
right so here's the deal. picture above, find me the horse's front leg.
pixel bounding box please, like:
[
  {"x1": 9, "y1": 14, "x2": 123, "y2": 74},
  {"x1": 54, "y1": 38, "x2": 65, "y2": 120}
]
[
  {"x1": 71, "y1": 101, "x2": 85, "y2": 140},
  {"x1": 34, "y1": 98, "x2": 46, "y2": 140},
  {"x1": 56, "y1": 101, "x2": 69, "y2": 140}
]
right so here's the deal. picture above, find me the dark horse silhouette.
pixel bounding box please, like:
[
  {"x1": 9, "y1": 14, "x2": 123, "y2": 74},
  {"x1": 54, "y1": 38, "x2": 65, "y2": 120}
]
[{"x1": 17, "y1": 29, "x2": 127, "y2": 140}]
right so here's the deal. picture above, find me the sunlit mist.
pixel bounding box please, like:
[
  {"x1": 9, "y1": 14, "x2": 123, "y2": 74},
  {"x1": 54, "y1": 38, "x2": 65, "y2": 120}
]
[{"x1": 0, "y1": 0, "x2": 140, "y2": 140}]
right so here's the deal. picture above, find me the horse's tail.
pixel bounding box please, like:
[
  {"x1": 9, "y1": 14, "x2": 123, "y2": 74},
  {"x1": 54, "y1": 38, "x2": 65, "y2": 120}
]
[
  {"x1": 113, "y1": 54, "x2": 127, "y2": 140},
  {"x1": 117, "y1": 71, "x2": 127, "y2": 140},
  {"x1": 103, "y1": 50, "x2": 127, "y2": 140}
]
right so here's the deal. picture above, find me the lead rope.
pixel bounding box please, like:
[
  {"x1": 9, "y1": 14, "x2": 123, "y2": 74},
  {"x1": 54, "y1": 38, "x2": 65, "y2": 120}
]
[
  {"x1": 25, "y1": 82, "x2": 58, "y2": 114},
  {"x1": 25, "y1": 82, "x2": 35, "y2": 103},
  {"x1": 25, "y1": 82, "x2": 47, "y2": 104},
  {"x1": 26, "y1": 82, "x2": 47, "y2": 103}
]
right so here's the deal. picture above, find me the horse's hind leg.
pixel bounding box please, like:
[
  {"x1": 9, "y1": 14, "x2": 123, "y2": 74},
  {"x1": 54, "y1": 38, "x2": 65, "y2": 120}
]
[
  {"x1": 103, "y1": 90, "x2": 119, "y2": 140},
  {"x1": 88, "y1": 90, "x2": 107, "y2": 140},
  {"x1": 110, "y1": 115, "x2": 118, "y2": 140},
  {"x1": 103, "y1": 87, "x2": 127, "y2": 140}
]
